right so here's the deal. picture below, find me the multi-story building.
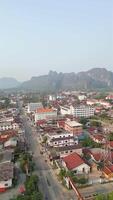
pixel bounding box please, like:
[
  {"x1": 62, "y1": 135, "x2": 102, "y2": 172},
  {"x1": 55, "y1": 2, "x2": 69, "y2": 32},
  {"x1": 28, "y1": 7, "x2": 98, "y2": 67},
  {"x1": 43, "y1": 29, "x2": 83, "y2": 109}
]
[
  {"x1": 35, "y1": 108, "x2": 57, "y2": 122},
  {"x1": 27, "y1": 102, "x2": 43, "y2": 113},
  {"x1": 60, "y1": 105, "x2": 95, "y2": 118},
  {"x1": 47, "y1": 131, "x2": 78, "y2": 147},
  {"x1": 65, "y1": 121, "x2": 83, "y2": 136},
  {"x1": 0, "y1": 122, "x2": 19, "y2": 131}
]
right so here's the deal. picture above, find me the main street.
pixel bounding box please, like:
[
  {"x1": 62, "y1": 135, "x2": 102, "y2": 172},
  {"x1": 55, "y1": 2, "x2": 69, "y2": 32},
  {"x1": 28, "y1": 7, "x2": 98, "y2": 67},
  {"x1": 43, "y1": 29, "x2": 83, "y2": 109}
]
[{"x1": 22, "y1": 114, "x2": 76, "y2": 200}]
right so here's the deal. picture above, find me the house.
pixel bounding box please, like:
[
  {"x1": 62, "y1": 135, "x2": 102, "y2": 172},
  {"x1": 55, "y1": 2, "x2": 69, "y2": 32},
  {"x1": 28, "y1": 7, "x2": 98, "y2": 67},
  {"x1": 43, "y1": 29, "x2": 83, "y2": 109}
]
[
  {"x1": 35, "y1": 108, "x2": 57, "y2": 122},
  {"x1": 0, "y1": 149, "x2": 14, "y2": 163},
  {"x1": 56, "y1": 144, "x2": 82, "y2": 158},
  {"x1": 103, "y1": 165, "x2": 113, "y2": 179},
  {"x1": 109, "y1": 141, "x2": 113, "y2": 150},
  {"x1": 62, "y1": 152, "x2": 90, "y2": 174},
  {"x1": 4, "y1": 137, "x2": 17, "y2": 149},
  {"x1": 78, "y1": 95, "x2": 87, "y2": 101},
  {"x1": 57, "y1": 120, "x2": 65, "y2": 129},
  {"x1": 90, "y1": 134, "x2": 106, "y2": 144},
  {"x1": 0, "y1": 162, "x2": 14, "y2": 191},
  {"x1": 106, "y1": 95, "x2": 113, "y2": 100},
  {"x1": 65, "y1": 120, "x2": 83, "y2": 136},
  {"x1": 0, "y1": 122, "x2": 19, "y2": 131}
]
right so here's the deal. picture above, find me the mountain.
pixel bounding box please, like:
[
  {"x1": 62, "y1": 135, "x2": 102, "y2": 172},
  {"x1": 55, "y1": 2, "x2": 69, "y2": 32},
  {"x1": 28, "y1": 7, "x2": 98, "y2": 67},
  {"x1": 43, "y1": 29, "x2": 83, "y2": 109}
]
[
  {"x1": 0, "y1": 77, "x2": 21, "y2": 89},
  {"x1": 21, "y1": 68, "x2": 113, "y2": 91}
]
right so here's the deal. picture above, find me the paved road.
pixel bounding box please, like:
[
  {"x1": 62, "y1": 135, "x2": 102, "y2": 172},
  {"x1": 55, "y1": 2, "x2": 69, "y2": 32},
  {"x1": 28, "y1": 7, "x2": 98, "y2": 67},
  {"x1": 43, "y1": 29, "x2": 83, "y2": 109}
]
[{"x1": 22, "y1": 115, "x2": 76, "y2": 200}]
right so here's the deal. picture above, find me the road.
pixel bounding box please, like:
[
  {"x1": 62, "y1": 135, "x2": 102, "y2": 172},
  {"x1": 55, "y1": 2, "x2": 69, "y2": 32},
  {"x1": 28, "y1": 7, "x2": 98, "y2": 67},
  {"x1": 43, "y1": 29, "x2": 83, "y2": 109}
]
[{"x1": 22, "y1": 115, "x2": 76, "y2": 200}]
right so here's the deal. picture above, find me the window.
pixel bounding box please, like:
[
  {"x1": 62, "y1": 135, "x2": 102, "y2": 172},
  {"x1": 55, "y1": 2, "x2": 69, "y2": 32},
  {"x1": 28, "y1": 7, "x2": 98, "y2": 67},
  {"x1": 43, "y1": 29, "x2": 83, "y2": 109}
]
[
  {"x1": 5, "y1": 183, "x2": 8, "y2": 186},
  {"x1": 65, "y1": 151, "x2": 68, "y2": 153}
]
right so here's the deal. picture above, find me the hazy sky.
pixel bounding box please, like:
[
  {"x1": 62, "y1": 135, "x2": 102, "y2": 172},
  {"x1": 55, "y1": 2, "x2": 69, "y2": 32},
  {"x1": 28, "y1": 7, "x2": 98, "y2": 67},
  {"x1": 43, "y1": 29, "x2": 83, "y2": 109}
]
[{"x1": 0, "y1": 0, "x2": 113, "y2": 81}]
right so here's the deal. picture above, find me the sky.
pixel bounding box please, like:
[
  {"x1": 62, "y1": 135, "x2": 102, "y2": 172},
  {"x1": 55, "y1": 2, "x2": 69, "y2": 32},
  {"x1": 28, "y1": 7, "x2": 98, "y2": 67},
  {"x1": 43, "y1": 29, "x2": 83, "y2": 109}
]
[{"x1": 0, "y1": 0, "x2": 113, "y2": 81}]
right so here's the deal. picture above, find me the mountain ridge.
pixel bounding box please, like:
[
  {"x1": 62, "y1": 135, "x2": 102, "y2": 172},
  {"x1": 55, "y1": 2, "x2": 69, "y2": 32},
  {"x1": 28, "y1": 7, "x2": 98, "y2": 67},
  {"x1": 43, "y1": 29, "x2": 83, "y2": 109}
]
[
  {"x1": 0, "y1": 68, "x2": 113, "y2": 91},
  {"x1": 0, "y1": 77, "x2": 21, "y2": 89},
  {"x1": 21, "y1": 68, "x2": 113, "y2": 91}
]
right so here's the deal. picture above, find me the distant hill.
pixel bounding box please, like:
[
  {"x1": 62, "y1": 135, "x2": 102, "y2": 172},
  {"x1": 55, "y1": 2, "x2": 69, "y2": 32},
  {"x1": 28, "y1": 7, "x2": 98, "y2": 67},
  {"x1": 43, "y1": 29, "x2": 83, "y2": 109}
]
[
  {"x1": 0, "y1": 77, "x2": 21, "y2": 89},
  {"x1": 20, "y1": 68, "x2": 113, "y2": 91}
]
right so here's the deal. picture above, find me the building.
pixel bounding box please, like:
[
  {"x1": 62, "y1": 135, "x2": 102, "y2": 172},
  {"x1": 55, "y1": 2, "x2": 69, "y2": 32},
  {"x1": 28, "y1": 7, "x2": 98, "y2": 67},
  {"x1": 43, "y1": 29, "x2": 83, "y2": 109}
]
[
  {"x1": 27, "y1": 102, "x2": 43, "y2": 113},
  {"x1": 49, "y1": 95, "x2": 56, "y2": 101},
  {"x1": 65, "y1": 121, "x2": 83, "y2": 136},
  {"x1": 60, "y1": 105, "x2": 95, "y2": 118},
  {"x1": 106, "y1": 95, "x2": 113, "y2": 100},
  {"x1": 60, "y1": 106, "x2": 71, "y2": 115},
  {"x1": 4, "y1": 138, "x2": 17, "y2": 148},
  {"x1": 78, "y1": 95, "x2": 87, "y2": 101},
  {"x1": 62, "y1": 152, "x2": 90, "y2": 173},
  {"x1": 35, "y1": 108, "x2": 57, "y2": 122},
  {"x1": 103, "y1": 165, "x2": 113, "y2": 179},
  {"x1": 48, "y1": 144, "x2": 82, "y2": 159},
  {"x1": 0, "y1": 122, "x2": 19, "y2": 131},
  {"x1": 0, "y1": 162, "x2": 14, "y2": 191},
  {"x1": 47, "y1": 131, "x2": 77, "y2": 147},
  {"x1": 72, "y1": 105, "x2": 95, "y2": 118},
  {"x1": 90, "y1": 134, "x2": 106, "y2": 144}
]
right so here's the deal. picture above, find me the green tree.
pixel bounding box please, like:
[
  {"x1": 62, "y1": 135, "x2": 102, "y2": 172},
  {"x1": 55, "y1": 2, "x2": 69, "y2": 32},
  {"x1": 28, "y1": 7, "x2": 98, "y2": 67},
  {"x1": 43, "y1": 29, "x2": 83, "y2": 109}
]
[
  {"x1": 95, "y1": 194, "x2": 107, "y2": 200},
  {"x1": 59, "y1": 169, "x2": 67, "y2": 180},
  {"x1": 25, "y1": 175, "x2": 39, "y2": 194},
  {"x1": 31, "y1": 191, "x2": 43, "y2": 200}
]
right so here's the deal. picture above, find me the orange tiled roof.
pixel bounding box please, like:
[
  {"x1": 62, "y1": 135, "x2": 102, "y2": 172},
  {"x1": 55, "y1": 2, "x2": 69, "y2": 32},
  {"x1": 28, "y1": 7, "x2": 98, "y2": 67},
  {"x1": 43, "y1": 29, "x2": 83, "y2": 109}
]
[
  {"x1": 103, "y1": 165, "x2": 113, "y2": 175},
  {"x1": 36, "y1": 108, "x2": 54, "y2": 113},
  {"x1": 63, "y1": 152, "x2": 85, "y2": 170}
]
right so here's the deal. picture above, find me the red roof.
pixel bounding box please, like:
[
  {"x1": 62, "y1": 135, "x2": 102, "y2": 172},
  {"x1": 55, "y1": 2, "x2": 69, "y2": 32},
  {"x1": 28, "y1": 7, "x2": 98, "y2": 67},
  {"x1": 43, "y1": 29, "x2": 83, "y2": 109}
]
[
  {"x1": 57, "y1": 120, "x2": 65, "y2": 128},
  {"x1": 0, "y1": 130, "x2": 17, "y2": 142},
  {"x1": 110, "y1": 141, "x2": 113, "y2": 148},
  {"x1": 63, "y1": 152, "x2": 85, "y2": 170},
  {"x1": 103, "y1": 165, "x2": 113, "y2": 175},
  {"x1": 36, "y1": 108, "x2": 54, "y2": 113}
]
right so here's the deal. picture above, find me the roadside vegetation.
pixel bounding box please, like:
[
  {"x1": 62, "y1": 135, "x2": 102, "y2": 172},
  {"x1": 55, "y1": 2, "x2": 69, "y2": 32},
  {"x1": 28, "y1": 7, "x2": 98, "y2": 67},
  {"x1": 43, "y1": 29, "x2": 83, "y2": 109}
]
[
  {"x1": 95, "y1": 191, "x2": 113, "y2": 200},
  {"x1": 10, "y1": 175, "x2": 43, "y2": 200},
  {"x1": 82, "y1": 136, "x2": 101, "y2": 148},
  {"x1": 58, "y1": 169, "x2": 88, "y2": 187}
]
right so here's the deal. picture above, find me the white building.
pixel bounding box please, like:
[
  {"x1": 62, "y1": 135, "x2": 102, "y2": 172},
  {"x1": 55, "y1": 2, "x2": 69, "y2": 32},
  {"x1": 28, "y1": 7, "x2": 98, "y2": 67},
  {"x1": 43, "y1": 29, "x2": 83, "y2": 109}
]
[
  {"x1": 60, "y1": 106, "x2": 71, "y2": 115},
  {"x1": 60, "y1": 105, "x2": 95, "y2": 118},
  {"x1": 62, "y1": 152, "x2": 90, "y2": 174},
  {"x1": 0, "y1": 122, "x2": 19, "y2": 131},
  {"x1": 78, "y1": 95, "x2": 87, "y2": 101},
  {"x1": 35, "y1": 108, "x2": 57, "y2": 122},
  {"x1": 47, "y1": 131, "x2": 78, "y2": 147},
  {"x1": 4, "y1": 138, "x2": 17, "y2": 148},
  {"x1": 49, "y1": 95, "x2": 56, "y2": 101},
  {"x1": 27, "y1": 102, "x2": 43, "y2": 113}
]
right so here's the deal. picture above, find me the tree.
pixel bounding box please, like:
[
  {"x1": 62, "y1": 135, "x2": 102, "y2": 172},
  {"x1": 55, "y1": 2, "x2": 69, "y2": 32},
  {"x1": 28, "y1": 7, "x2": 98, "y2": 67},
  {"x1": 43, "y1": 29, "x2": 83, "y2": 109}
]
[
  {"x1": 42, "y1": 136, "x2": 48, "y2": 144},
  {"x1": 31, "y1": 191, "x2": 43, "y2": 200},
  {"x1": 90, "y1": 120, "x2": 101, "y2": 127},
  {"x1": 59, "y1": 169, "x2": 67, "y2": 180},
  {"x1": 95, "y1": 194, "x2": 105, "y2": 200},
  {"x1": 79, "y1": 117, "x2": 89, "y2": 126},
  {"x1": 82, "y1": 136, "x2": 101, "y2": 148},
  {"x1": 25, "y1": 175, "x2": 39, "y2": 194}
]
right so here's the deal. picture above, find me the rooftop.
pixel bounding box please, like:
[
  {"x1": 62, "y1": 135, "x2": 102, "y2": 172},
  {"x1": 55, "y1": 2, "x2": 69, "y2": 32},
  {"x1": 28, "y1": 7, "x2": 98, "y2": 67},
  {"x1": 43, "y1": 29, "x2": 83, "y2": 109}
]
[
  {"x1": 0, "y1": 162, "x2": 14, "y2": 181},
  {"x1": 63, "y1": 152, "x2": 85, "y2": 170},
  {"x1": 65, "y1": 120, "x2": 82, "y2": 127},
  {"x1": 36, "y1": 108, "x2": 55, "y2": 113}
]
